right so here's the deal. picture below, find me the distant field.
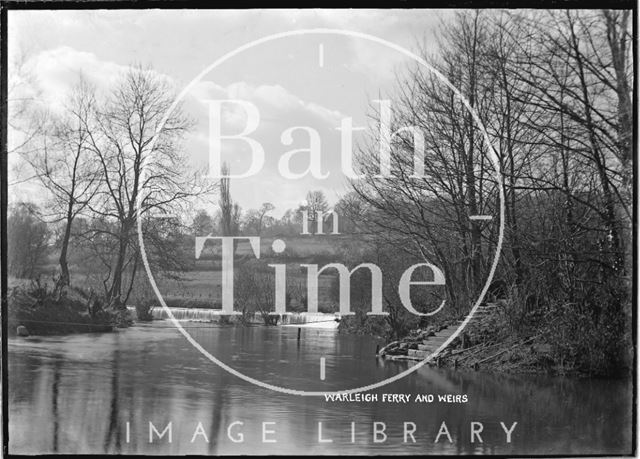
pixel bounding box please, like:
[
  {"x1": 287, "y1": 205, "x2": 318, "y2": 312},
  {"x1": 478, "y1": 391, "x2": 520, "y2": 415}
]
[
  {"x1": 181, "y1": 234, "x2": 349, "y2": 309},
  {"x1": 158, "y1": 270, "x2": 222, "y2": 301},
  {"x1": 155, "y1": 266, "x2": 335, "y2": 310},
  {"x1": 14, "y1": 234, "x2": 357, "y2": 311},
  {"x1": 198, "y1": 234, "x2": 364, "y2": 258}
]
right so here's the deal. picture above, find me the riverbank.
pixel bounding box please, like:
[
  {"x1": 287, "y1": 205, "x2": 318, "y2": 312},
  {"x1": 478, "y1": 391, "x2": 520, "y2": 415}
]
[
  {"x1": 376, "y1": 303, "x2": 631, "y2": 378},
  {"x1": 8, "y1": 283, "x2": 629, "y2": 379},
  {"x1": 8, "y1": 282, "x2": 342, "y2": 337},
  {"x1": 377, "y1": 323, "x2": 562, "y2": 375},
  {"x1": 7, "y1": 281, "x2": 120, "y2": 337}
]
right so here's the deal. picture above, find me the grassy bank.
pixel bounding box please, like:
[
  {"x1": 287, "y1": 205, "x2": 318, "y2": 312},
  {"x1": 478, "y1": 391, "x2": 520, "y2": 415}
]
[
  {"x1": 8, "y1": 280, "x2": 125, "y2": 336},
  {"x1": 376, "y1": 300, "x2": 631, "y2": 378}
]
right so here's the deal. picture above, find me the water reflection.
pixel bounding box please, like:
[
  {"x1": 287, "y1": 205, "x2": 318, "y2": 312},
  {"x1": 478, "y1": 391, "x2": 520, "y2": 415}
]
[
  {"x1": 8, "y1": 324, "x2": 632, "y2": 455},
  {"x1": 104, "y1": 345, "x2": 120, "y2": 453},
  {"x1": 52, "y1": 357, "x2": 61, "y2": 453}
]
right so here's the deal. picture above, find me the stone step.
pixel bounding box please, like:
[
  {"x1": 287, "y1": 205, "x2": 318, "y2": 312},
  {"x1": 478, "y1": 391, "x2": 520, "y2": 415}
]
[
  {"x1": 418, "y1": 343, "x2": 449, "y2": 351},
  {"x1": 408, "y1": 349, "x2": 430, "y2": 359},
  {"x1": 435, "y1": 330, "x2": 455, "y2": 336},
  {"x1": 432, "y1": 332, "x2": 450, "y2": 337},
  {"x1": 431, "y1": 331, "x2": 452, "y2": 337},
  {"x1": 413, "y1": 322, "x2": 464, "y2": 355},
  {"x1": 423, "y1": 337, "x2": 449, "y2": 345}
]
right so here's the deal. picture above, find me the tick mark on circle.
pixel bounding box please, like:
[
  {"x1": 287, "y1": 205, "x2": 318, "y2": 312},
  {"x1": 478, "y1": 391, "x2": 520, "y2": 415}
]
[
  {"x1": 318, "y1": 43, "x2": 324, "y2": 67},
  {"x1": 272, "y1": 239, "x2": 286, "y2": 253},
  {"x1": 320, "y1": 357, "x2": 326, "y2": 380}
]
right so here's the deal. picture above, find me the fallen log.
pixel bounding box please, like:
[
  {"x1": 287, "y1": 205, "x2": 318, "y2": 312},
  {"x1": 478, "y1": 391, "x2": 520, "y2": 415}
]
[
  {"x1": 377, "y1": 340, "x2": 403, "y2": 356},
  {"x1": 475, "y1": 335, "x2": 539, "y2": 365},
  {"x1": 448, "y1": 342, "x2": 484, "y2": 356},
  {"x1": 457, "y1": 340, "x2": 505, "y2": 361}
]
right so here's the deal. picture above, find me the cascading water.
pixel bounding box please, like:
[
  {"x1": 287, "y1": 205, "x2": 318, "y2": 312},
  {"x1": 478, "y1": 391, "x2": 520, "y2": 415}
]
[{"x1": 127, "y1": 306, "x2": 340, "y2": 328}]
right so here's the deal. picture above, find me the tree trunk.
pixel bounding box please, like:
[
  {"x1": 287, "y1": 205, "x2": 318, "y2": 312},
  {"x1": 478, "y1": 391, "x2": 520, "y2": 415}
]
[
  {"x1": 604, "y1": 10, "x2": 632, "y2": 172},
  {"x1": 56, "y1": 205, "x2": 74, "y2": 292},
  {"x1": 465, "y1": 13, "x2": 482, "y2": 294},
  {"x1": 107, "y1": 222, "x2": 131, "y2": 309}
]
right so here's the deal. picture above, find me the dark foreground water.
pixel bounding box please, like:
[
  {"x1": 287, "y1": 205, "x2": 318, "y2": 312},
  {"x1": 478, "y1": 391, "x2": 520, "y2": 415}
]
[{"x1": 8, "y1": 323, "x2": 633, "y2": 455}]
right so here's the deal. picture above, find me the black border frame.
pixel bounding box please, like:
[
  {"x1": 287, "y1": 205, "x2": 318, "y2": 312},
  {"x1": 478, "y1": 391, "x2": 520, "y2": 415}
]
[{"x1": 0, "y1": 1, "x2": 636, "y2": 458}]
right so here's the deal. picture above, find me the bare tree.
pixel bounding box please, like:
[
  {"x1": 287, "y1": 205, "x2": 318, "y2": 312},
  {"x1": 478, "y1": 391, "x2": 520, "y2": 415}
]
[
  {"x1": 352, "y1": 11, "x2": 499, "y2": 313},
  {"x1": 507, "y1": 10, "x2": 631, "y2": 279},
  {"x1": 84, "y1": 65, "x2": 213, "y2": 308},
  {"x1": 7, "y1": 47, "x2": 49, "y2": 188},
  {"x1": 23, "y1": 77, "x2": 100, "y2": 290},
  {"x1": 7, "y1": 203, "x2": 49, "y2": 279},
  {"x1": 192, "y1": 209, "x2": 215, "y2": 236},
  {"x1": 334, "y1": 192, "x2": 367, "y2": 234},
  {"x1": 305, "y1": 190, "x2": 329, "y2": 216},
  {"x1": 296, "y1": 190, "x2": 329, "y2": 234},
  {"x1": 348, "y1": 9, "x2": 632, "y2": 372},
  {"x1": 602, "y1": 10, "x2": 632, "y2": 183},
  {"x1": 243, "y1": 202, "x2": 275, "y2": 236},
  {"x1": 234, "y1": 265, "x2": 279, "y2": 325}
]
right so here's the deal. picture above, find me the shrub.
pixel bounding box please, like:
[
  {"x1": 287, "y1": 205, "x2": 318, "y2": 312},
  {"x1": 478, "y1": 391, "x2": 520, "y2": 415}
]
[
  {"x1": 7, "y1": 204, "x2": 49, "y2": 278},
  {"x1": 8, "y1": 279, "x2": 117, "y2": 335},
  {"x1": 548, "y1": 295, "x2": 628, "y2": 376},
  {"x1": 218, "y1": 314, "x2": 232, "y2": 326},
  {"x1": 338, "y1": 308, "x2": 388, "y2": 339},
  {"x1": 135, "y1": 299, "x2": 155, "y2": 321}
]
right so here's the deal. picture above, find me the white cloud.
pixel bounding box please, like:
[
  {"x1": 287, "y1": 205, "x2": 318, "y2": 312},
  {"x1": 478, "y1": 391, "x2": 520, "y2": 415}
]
[
  {"x1": 190, "y1": 80, "x2": 345, "y2": 125},
  {"x1": 17, "y1": 46, "x2": 181, "y2": 116},
  {"x1": 7, "y1": 8, "x2": 449, "y2": 213},
  {"x1": 182, "y1": 77, "x2": 354, "y2": 211},
  {"x1": 20, "y1": 46, "x2": 126, "y2": 112},
  {"x1": 8, "y1": 47, "x2": 181, "y2": 206}
]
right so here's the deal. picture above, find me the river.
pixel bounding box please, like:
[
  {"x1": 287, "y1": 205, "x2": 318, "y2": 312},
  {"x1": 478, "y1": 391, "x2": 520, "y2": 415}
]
[{"x1": 8, "y1": 322, "x2": 632, "y2": 455}]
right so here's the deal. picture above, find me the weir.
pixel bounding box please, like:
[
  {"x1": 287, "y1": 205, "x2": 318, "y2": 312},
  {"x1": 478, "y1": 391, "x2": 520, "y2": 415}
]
[{"x1": 127, "y1": 306, "x2": 340, "y2": 328}]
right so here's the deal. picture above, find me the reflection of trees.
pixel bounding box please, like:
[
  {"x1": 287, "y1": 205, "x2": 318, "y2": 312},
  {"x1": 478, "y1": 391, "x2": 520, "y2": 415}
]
[
  {"x1": 417, "y1": 367, "x2": 631, "y2": 454},
  {"x1": 207, "y1": 371, "x2": 227, "y2": 454},
  {"x1": 51, "y1": 357, "x2": 62, "y2": 453},
  {"x1": 201, "y1": 326, "x2": 235, "y2": 454},
  {"x1": 103, "y1": 345, "x2": 121, "y2": 453},
  {"x1": 9, "y1": 330, "x2": 632, "y2": 455}
]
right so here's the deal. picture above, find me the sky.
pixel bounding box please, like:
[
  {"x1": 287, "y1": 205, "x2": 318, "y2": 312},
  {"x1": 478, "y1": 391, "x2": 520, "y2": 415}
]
[{"x1": 8, "y1": 9, "x2": 452, "y2": 218}]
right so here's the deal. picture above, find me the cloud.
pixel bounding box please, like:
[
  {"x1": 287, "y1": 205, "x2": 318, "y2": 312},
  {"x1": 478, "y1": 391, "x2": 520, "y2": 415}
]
[
  {"x1": 185, "y1": 78, "x2": 347, "y2": 160},
  {"x1": 8, "y1": 47, "x2": 180, "y2": 206},
  {"x1": 16, "y1": 46, "x2": 181, "y2": 115},
  {"x1": 189, "y1": 80, "x2": 345, "y2": 125},
  {"x1": 180, "y1": 77, "x2": 359, "y2": 212},
  {"x1": 8, "y1": 7, "x2": 446, "y2": 213},
  {"x1": 19, "y1": 46, "x2": 126, "y2": 112}
]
